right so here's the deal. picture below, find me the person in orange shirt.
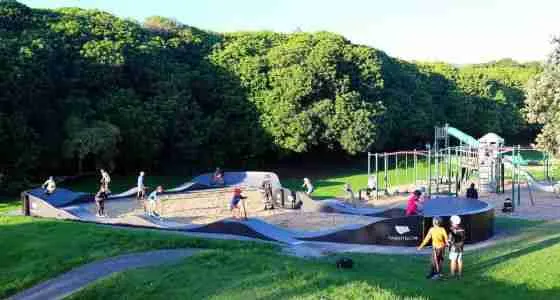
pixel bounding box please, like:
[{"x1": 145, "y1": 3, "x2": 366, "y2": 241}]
[{"x1": 417, "y1": 217, "x2": 448, "y2": 279}]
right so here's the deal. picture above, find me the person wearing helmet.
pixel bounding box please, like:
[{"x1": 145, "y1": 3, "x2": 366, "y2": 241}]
[
  {"x1": 448, "y1": 215, "x2": 466, "y2": 278},
  {"x1": 406, "y1": 190, "x2": 422, "y2": 216},
  {"x1": 302, "y1": 178, "x2": 314, "y2": 195},
  {"x1": 418, "y1": 217, "x2": 448, "y2": 279},
  {"x1": 230, "y1": 188, "x2": 247, "y2": 219}
]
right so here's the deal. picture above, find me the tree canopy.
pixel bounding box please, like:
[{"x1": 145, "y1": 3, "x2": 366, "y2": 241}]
[{"x1": 0, "y1": 2, "x2": 544, "y2": 192}]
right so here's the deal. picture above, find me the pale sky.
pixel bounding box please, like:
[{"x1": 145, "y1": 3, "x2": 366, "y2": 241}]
[{"x1": 21, "y1": 0, "x2": 560, "y2": 64}]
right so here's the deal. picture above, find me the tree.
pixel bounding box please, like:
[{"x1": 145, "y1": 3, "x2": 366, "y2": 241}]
[{"x1": 523, "y1": 38, "x2": 560, "y2": 154}]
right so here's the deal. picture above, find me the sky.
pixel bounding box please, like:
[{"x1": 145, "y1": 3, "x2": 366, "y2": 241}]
[{"x1": 21, "y1": 0, "x2": 560, "y2": 64}]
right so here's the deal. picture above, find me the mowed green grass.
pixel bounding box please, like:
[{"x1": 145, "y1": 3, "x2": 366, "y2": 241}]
[
  {"x1": 0, "y1": 216, "x2": 276, "y2": 298},
  {"x1": 0, "y1": 198, "x2": 20, "y2": 214},
  {"x1": 71, "y1": 219, "x2": 560, "y2": 300}
]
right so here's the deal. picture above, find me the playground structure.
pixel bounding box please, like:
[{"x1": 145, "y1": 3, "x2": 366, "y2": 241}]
[{"x1": 368, "y1": 124, "x2": 558, "y2": 211}]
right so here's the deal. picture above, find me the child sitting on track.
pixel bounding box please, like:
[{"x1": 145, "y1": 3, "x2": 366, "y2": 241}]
[
  {"x1": 230, "y1": 188, "x2": 247, "y2": 219},
  {"x1": 417, "y1": 217, "x2": 448, "y2": 280}
]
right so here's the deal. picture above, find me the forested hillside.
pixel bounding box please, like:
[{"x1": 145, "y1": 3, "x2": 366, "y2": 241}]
[{"x1": 0, "y1": 1, "x2": 542, "y2": 191}]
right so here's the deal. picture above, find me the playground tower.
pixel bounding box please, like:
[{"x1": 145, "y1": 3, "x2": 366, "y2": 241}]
[{"x1": 477, "y1": 133, "x2": 504, "y2": 193}]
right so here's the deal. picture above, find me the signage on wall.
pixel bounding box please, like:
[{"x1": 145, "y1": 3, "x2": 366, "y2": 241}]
[{"x1": 387, "y1": 225, "x2": 419, "y2": 241}]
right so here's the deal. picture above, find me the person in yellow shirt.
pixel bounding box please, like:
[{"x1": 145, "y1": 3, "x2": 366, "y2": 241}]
[{"x1": 417, "y1": 217, "x2": 448, "y2": 279}]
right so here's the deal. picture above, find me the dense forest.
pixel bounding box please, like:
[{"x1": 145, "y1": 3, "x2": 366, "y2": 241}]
[{"x1": 0, "y1": 1, "x2": 544, "y2": 192}]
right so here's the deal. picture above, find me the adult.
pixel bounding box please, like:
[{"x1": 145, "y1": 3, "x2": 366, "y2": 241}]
[
  {"x1": 94, "y1": 186, "x2": 108, "y2": 217},
  {"x1": 212, "y1": 167, "x2": 225, "y2": 186},
  {"x1": 42, "y1": 176, "x2": 56, "y2": 195},
  {"x1": 448, "y1": 215, "x2": 466, "y2": 279},
  {"x1": 406, "y1": 190, "x2": 422, "y2": 216},
  {"x1": 417, "y1": 217, "x2": 448, "y2": 280},
  {"x1": 230, "y1": 188, "x2": 247, "y2": 219},
  {"x1": 261, "y1": 175, "x2": 274, "y2": 210},
  {"x1": 137, "y1": 171, "x2": 146, "y2": 210},
  {"x1": 100, "y1": 169, "x2": 111, "y2": 192},
  {"x1": 466, "y1": 183, "x2": 478, "y2": 199},
  {"x1": 147, "y1": 185, "x2": 163, "y2": 217}
]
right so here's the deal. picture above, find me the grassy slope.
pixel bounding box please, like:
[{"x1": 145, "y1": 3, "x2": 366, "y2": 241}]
[
  {"x1": 71, "y1": 219, "x2": 560, "y2": 300},
  {"x1": 0, "y1": 216, "x2": 275, "y2": 298}
]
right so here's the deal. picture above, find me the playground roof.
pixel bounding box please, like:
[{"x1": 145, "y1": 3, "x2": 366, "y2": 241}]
[{"x1": 478, "y1": 133, "x2": 504, "y2": 144}]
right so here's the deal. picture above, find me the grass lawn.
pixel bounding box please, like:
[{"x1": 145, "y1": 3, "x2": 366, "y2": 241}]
[
  {"x1": 0, "y1": 216, "x2": 275, "y2": 298},
  {"x1": 0, "y1": 198, "x2": 20, "y2": 214},
  {"x1": 71, "y1": 219, "x2": 560, "y2": 300}
]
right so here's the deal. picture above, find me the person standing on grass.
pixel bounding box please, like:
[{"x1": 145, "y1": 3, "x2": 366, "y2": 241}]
[
  {"x1": 406, "y1": 190, "x2": 422, "y2": 216},
  {"x1": 448, "y1": 215, "x2": 466, "y2": 279},
  {"x1": 302, "y1": 178, "x2": 314, "y2": 195},
  {"x1": 42, "y1": 176, "x2": 56, "y2": 195},
  {"x1": 466, "y1": 183, "x2": 478, "y2": 199},
  {"x1": 230, "y1": 188, "x2": 247, "y2": 219},
  {"x1": 94, "y1": 186, "x2": 108, "y2": 217},
  {"x1": 147, "y1": 185, "x2": 163, "y2": 218},
  {"x1": 417, "y1": 217, "x2": 448, "y2": 280}
]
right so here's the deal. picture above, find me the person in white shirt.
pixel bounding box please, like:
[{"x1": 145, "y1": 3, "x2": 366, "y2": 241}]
[
  {"x1": 42, "y1": 176, "x2": 56, "y2": 195},
  {"x1": 147, "y1": 185, "x2": 163, "y2": 217},
  {"x1": 302, "y1": 178, "x2": 314, "y2": 195},
  {"x1": 100, "y1": 169, "x2": 111, "y2": 192}
]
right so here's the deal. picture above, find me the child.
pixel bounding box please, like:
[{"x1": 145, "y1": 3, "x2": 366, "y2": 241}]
[
  {"x1": 212, "y1": 167, "x2": 225, "y2": 186},
  {"x1": 147, "y1": 185, "x2": 163, "y2": 217},
  {"x1": 406, "y1": 190, "x2": 422, "y2": 216},
  {"x1": 302, "y1": 178, "x2": 314, "y2": 195},
  {"x1": 230, "y1": 188, "x2": 247, "y2": 219},
  {"x1": 448, "y1": 215, "x2": 465, "y2": 279},
  {"x1": 42, "y1": 176, "x2": 56, "y2": 195},
  {"x1": 344, "y1": 183, "x2": 354, "y2": 201},
  {"x1": 261, "y1": 175, "x2": 274, "y2": 210},
  {"x1": 366, "y1": 176, "x2": 377, "y2": 199},
  {"x1": 417, "y1": 217, "x2": 448, "y2": 279},
  {"x1": 94, "y1": 186, "x2": 108, "y2": 217},
  {"x1": 100, "y1": 169, "x2": 111, "y2": 193}
]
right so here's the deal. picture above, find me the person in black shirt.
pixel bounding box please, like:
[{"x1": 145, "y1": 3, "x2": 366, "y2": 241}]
[
  {"x1": 262, "y1": 175, "x2": 274, "y2": 210},
  {"x1": 466, "y1": 183, "x2": 478, "y2": 199},
  {"x1": 448, "y1": 215, "x2": 466, "y2": 278}
]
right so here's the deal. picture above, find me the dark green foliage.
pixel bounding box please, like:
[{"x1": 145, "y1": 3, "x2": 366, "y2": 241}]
[{"x1": 0, "y1": 2, "x2": 543, "y2": 191}]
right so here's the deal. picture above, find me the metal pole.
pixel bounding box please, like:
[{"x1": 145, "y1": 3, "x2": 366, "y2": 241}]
[
  {"x1": 375, "y1": 153, "x2": 379, "y2": 200},
  {"x1": 384, "y1": 153, "x2": 388, "y2": 194},
  {"x1": 405, "y1": 152, "x2": 408, "y2": 182},
  {"x1": 428, "y1": 145, "x2": 432, "y2": 196},
  {"x1": 517, "y1": 145, "x2": 521, "y2": 206},
  {"x1": 512, "y1": 146, "x2": 516, "y2": 210},
  {"x1": 367, "y1": 152, "x2": 371, "y2": 178},
  {"x1": 414, "y1": 149, "x2": 418, "y2": 186}
]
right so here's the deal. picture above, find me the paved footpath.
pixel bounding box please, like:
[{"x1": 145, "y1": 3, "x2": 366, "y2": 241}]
[{"x1": 9, "y1": 249, "x2": 199, "y2": 300}]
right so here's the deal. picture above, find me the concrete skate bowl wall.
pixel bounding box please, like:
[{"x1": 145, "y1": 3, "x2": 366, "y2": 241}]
[{"x1": 421, "y1": 196, "x2": 494, "y2": 244}]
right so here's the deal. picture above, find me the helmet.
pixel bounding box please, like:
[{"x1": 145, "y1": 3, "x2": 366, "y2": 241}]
[
  {"x1": 451, "y1": 215, "x2": 461, "y2": 225},
  {"x1": 432, "y1": 217, "x2": 442, "y2": 226}
]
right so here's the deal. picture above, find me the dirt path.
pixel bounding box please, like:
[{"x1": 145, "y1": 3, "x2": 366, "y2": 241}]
[{"x1": 9, "y1": 249, "x2": 200, "y2": 300}]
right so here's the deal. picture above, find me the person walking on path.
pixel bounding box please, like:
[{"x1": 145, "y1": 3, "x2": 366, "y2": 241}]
[
  {"x1": 417, "y1": 217, "x2": 448, "y2": 280},
  {"x1": 448, "y1": 215, "x2": 466, "y2": 279},
  {"x1": 42, "y1": 176, "x2": 56, "y2": 195},
  {"x1": 302, "y1": 178, "x2": 314, "y2": 195},
  {"x1": 466, "y1": 183, "x2": 478, "y2": 199},
  {"x1": 94, "y1": 186, "x2": 108, "y2": 217},
  {"x1": 147, "y1": 186, "x2": 163, "y2": 218}
]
